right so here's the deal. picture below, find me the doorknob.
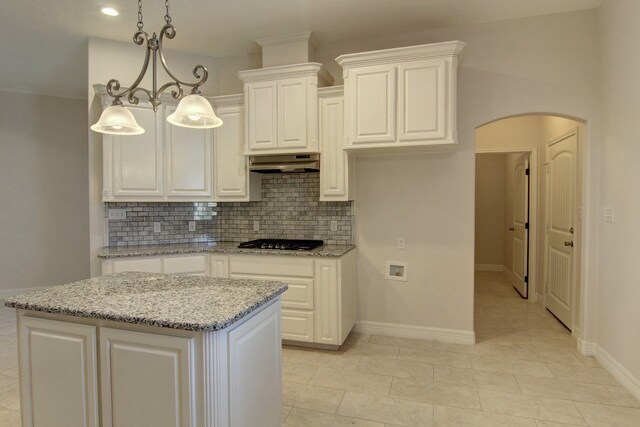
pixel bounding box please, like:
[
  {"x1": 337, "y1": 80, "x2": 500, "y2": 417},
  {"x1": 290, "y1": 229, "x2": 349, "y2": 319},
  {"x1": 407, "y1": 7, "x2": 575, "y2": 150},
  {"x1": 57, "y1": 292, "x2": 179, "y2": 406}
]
[
  {"x1": 508, "y1": 227, "x2": 515, "y2": 231},
  {"x1": 564, "y1": 241, "x2": 574, "y2": 247}
]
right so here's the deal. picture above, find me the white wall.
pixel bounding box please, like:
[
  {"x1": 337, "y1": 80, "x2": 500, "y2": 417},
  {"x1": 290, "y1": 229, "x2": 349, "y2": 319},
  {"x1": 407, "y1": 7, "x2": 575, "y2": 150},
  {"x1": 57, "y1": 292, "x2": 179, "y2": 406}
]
[
  {"x1": 0, "y1": 92, "x2": 89, "y2": 294},
  {"x1": 596, "y1": 0, "x2": 640, "y2": 387},
  {"x1": 87, "y1": 38, "x2": 219, "y2": 276},
  {"x1": 475, "y1": 154, "x2": 506, "y2": 266}
]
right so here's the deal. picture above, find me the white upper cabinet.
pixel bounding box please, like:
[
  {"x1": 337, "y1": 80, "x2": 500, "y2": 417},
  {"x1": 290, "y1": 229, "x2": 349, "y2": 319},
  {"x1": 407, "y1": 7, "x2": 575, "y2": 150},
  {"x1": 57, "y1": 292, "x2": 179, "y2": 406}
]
[
  {"x1": 211, "y1": 94, "x2": 261, "y2": 202},
  {"x1": 164, "y1": 105, "x2": 213, "y2": 199},
  {"x1": 238, "y1": 63, "x2": 332, "y2": 155},
  {"x1": 106, "y1": 103, "x2": 164, "y2": 199},
  {"x1": 336, "y1": 41, "x2": 465, "y2": 152},
  {"x1": 98, "y1": 86, "x2": 216, "y2": 202},
  {"x1": 318, "y1": 86, "x2": 353, "y2": 201}
]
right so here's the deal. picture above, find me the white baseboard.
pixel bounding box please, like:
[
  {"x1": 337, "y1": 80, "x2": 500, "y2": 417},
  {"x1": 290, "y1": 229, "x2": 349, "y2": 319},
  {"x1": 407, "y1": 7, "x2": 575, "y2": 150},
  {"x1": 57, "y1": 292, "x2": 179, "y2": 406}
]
[
  {"x1": 578, "y1": 340, "x2": 640, "y2": 402},
  {"x1": 0, "y1": 286, "x2": 47, "y2": 300},
  {"x1": 354, "y1": 320, "x2": 475, "y2": 345},
  {"x1": 474, "y1": 264, "x2": 504, "y2": 272}
]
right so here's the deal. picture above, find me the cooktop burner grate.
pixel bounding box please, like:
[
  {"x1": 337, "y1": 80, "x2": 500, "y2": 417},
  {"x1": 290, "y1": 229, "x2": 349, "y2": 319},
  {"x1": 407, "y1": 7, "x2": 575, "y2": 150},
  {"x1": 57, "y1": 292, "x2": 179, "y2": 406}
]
[{"x1": 237, "y1": 239, "x2": 324, "y2": 251}]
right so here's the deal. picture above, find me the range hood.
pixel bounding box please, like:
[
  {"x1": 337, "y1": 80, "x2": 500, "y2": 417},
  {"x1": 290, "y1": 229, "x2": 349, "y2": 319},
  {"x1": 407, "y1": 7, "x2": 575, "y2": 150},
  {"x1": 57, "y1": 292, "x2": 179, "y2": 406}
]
[{"x1": 249, "y1": 154, "x2": 320, "y2": 174}]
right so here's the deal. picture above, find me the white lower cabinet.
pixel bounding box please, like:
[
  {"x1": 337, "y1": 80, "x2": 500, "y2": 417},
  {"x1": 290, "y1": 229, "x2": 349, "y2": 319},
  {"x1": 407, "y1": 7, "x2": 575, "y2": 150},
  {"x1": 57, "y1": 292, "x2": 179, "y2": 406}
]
[
  {"x1": 99, "y1": 328, "x2": 195, "y2": 427},
  {"x1": 17, "y1": 300, "x2": 282, "y2": 427},
  {"x1": 102, "y1": 254, "x2": 209, "y2": 276}
]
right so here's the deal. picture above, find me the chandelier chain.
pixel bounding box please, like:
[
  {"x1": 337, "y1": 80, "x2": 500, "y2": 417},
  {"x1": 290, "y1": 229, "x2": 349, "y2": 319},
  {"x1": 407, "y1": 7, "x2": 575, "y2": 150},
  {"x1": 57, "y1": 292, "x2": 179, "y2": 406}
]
[
  {"x1": 164, "y1": 0, "x2": 172, "y2": 25},
  {"x1": 137, "y1": 0, "x2": 144, "y2": 31}
]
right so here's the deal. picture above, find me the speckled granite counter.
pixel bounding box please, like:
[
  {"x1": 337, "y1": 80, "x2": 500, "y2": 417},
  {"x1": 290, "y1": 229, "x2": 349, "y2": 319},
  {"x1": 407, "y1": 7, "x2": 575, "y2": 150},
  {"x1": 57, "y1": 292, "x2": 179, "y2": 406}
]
[
  {"x1": 4, "y1": 272, "x2": 287, "y2": 331},
  {"x1": 97, "y1": 242, "x2": 355, "y2": 259}
]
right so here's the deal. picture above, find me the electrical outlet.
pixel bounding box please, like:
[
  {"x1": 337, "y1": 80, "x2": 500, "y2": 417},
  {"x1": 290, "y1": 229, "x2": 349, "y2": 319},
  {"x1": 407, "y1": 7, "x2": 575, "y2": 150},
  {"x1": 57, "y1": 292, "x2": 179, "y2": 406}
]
[
  {"x1": 108, "y1": 209, "x2": 127, "y2": 220},
  {"x1": 153, "y1": 222, "x2": 161, "y2": 233},
  {"x1": 604, "y1": 207, "x2": 614, "y2": 223},
  {"x1": 330, "y1": 220, "x2": 338, "y2": 232},
  {"x1": 253, "y1": 220, "x2": 260, "y2": 231},
  {"x1": 188, "y1": 221, "x2": 196, "y2": 232},
  {"x1": 397, "y1": 237, "x2": 406, "y2": 249}
]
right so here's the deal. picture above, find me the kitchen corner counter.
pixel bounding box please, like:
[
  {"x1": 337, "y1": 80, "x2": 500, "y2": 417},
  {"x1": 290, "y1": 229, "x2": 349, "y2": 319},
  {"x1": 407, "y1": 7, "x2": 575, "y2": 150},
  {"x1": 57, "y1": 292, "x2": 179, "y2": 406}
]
[
  {"x1": 4, "y1": 272, "x2": 287, "y2": 331},
  {"x1": 97, "y1": 242, "x2": 356, "y2": 259}
]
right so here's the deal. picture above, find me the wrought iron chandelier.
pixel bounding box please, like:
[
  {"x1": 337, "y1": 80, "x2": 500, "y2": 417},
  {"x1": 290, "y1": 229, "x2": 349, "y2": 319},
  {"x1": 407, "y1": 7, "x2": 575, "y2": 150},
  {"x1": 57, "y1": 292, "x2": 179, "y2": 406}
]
[{"x1": 91, "y1": 0, "x2": 222, "y2": 135}]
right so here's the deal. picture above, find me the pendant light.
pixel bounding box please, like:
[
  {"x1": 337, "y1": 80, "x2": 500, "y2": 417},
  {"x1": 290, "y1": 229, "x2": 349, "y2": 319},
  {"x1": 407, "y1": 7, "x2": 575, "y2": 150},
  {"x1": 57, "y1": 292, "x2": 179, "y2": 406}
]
[{"x1": 92, "y1": 0, "x2": 222, "y2": 135}]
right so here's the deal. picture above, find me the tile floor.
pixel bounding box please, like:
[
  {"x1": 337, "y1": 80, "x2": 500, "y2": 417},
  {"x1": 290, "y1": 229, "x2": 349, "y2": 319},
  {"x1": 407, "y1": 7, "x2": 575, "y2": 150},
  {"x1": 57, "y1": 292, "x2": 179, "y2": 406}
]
[{"x1": 1, "y1": 271, "x2": 639, "y2": 426}]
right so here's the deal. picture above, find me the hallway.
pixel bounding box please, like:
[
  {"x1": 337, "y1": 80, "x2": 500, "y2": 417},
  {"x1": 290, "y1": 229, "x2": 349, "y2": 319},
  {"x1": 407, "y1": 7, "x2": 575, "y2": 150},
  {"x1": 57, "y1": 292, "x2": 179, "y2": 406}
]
[{"x1": 1, "y1": 272, "x2": 639, "y2": 426}]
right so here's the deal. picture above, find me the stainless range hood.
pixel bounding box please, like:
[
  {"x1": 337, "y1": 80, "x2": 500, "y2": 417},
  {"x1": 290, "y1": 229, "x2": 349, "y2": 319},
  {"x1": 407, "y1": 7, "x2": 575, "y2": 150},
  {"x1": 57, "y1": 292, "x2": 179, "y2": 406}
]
[{"x1": 248, "y1": 154, "x2": 320, "y2": 174}]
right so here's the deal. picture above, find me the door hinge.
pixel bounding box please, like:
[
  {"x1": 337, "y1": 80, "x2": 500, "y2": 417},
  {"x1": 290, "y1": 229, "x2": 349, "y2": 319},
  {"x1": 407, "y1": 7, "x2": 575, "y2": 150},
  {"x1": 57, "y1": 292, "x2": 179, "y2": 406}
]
[
  {"x1": 525, "y1": 168, "x2": 530, "y2": 175},
  {"x1": 524, "y1": 276, "x2": 528, "y2": 283},
  {"x1": 525, "y1": 222, "x2": 529, "y2": 230}
]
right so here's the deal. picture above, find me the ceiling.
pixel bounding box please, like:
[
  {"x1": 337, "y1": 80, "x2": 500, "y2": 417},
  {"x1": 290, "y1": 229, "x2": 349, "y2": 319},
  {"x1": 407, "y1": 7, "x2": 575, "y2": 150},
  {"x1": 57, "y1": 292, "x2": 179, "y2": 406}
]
[{"x1": 0, "y1": 0, "x2": 603, "y2": 99}]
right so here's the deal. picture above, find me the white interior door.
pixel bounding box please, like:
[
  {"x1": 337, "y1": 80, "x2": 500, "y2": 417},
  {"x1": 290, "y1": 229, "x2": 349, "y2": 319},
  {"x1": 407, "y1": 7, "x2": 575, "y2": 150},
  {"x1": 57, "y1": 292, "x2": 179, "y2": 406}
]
[
  {"x1": 545, "y1": 131, "x2": 577, "y2": 329},
  {"x1": 511, "y1": 155, "x2": 530, "y2": 298}
]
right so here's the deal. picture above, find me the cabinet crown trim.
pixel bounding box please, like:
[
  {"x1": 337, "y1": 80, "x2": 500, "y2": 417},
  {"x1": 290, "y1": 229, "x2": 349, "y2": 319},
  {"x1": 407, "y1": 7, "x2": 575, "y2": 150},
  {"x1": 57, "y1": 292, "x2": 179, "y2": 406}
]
[
  {"x1": 238, "y1": 62, "x2": 333, "y2": 85},
  {"x1": 210, "y1": 93, "x2": 244, "y2": 107},
  {"x1": 336, "y1": 40, "x2": 465, "y2": 69},
  {"x1": 318, "y1": 86, "x2": 344, "y2": 98}
]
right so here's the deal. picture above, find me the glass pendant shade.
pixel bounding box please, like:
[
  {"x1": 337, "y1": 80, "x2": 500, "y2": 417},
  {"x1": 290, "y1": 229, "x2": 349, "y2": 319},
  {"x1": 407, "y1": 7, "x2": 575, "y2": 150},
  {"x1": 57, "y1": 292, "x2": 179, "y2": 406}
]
[
  {"x1": 166, "y1": 94, "x2": 223, "y2": 128},
  {"x1": 91, "y1": 105, "x2": 145, "y2": 135}
]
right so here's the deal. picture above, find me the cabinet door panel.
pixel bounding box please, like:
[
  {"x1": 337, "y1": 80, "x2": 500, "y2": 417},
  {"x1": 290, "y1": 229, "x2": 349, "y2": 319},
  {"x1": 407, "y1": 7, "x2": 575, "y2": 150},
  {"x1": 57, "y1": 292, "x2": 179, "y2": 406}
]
[
  {"x1": 163, "y1": 255, "x2": 208, "y2": 275},
  {"x1": 19, "y1": 317, "x2": 99, "y2": 427},
  {"x1": 278, "y1": 78, "x2": 307, "y2": 149},
  {"x1": 398, "y1": 60, "x2": 446, "y2": 141},
  {"x1": 314, "y1": 259, "x2": 340, "y2": 345},
  {"x1": 320, "y1": 94, "x2": 351, "y2": 200},
  {"x1": 112, "y1": 257, "x2": 162, "y2": 274},
  {"x1": 247, "y1": 82, "x2": 278, "y2": 150},
  {"x1": 165, "y1": 105, "x2": 213, "y2": 198},
  {"x1": 112, "y1": 105, "x2": 163, "y2": 197},
  {"x1": 348, "y1": 66, "x2": 396, "y2": 144},
  {"x1": 214, "y1": 105, "x2": 249, "y2": 199},
  {"x1": 100, "y1": 328, "x2": 195, "y2": 427},
  {"x1": 281, "y1": 309, "x2": 314, "y2": 342}
]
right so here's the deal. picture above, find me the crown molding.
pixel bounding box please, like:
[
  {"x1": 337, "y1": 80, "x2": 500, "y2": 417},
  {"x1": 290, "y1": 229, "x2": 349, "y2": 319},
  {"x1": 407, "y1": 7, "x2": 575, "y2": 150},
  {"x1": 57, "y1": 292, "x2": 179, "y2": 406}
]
[
  {"x1": 317, "y1": 85, "x2": 344, "y2": 98},
  {"x1": 210, "y1": 93, "x2": 244, "y2": 108},
  {"x1": 256, "y1": 31, "x2": 316, "y2": 48},
  {"x1": 237, "y1": 62, "x2": 328, "y2": 83},
  {"x1": 336, "y1": 40, "x2": 465, "y2": 69}
]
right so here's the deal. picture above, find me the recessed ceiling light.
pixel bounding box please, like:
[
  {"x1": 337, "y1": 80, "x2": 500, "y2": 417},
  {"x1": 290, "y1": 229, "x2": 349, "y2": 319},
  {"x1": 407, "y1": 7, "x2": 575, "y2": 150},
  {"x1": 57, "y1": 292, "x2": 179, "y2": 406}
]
[{"x1": 100, "y1": 7, "x2": 119, "y2": 17}]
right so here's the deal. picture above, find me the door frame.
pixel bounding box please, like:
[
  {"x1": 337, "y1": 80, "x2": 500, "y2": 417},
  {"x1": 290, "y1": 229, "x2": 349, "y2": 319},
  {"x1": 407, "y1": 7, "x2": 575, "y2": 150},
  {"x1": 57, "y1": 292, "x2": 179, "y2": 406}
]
[{"x1": 475, "y1": 147, "x2": 539, "y2": 301}]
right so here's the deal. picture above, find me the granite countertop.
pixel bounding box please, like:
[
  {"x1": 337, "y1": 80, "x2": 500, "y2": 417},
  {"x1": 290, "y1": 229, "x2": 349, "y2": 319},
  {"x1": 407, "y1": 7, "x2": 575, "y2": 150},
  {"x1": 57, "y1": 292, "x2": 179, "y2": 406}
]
[
  {"x1": 97, "y1": 242, "x2": 355, "y2": 259},
  {"x1": 4, "y1": 272, "x2": 287, "y2": 332}
]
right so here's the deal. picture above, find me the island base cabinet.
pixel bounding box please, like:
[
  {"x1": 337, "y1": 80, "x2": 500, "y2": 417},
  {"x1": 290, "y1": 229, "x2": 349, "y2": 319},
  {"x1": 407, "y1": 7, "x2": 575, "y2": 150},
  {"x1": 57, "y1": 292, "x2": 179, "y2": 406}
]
[
  {"x1": 18, "y1": 317, "x2": 99, "y2": 427},
  {"x1": 16, "y1": 299, "x2": 282, "y2": 427},
  {"x1": 99, "y1": 328, "x2": 195, "y2": 427}
]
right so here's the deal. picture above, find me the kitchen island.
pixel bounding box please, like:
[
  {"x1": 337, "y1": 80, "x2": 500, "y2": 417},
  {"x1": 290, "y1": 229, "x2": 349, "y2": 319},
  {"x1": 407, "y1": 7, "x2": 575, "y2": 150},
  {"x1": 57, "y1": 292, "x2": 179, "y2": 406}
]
[{"x1": 4, "y1": 272, "x2": 287, "y2": 427}]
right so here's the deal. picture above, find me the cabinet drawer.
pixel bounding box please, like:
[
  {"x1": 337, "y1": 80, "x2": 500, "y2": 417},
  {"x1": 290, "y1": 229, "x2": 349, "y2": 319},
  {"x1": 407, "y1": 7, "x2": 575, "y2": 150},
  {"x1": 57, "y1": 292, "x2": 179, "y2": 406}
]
[
  {"x1": 162, "y1": 255, "x2": 208, "y2": 275},
  {"x1": 281, "y1": 309, "x2": 314, "y2": 343},
  {"x1": 231, "y1": 274, "x2": 313, "y2": 310},
  {"x1": 112, "y1": 258, "x2": 163, "y2": 274},
  {"x1": 229, "y1": 255, "x2": 314, "y2": 277}
]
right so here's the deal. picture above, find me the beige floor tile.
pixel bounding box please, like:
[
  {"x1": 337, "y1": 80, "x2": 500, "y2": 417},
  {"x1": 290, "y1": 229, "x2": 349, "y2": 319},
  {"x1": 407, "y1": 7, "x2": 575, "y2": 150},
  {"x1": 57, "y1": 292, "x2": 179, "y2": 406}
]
[
  {"x1": 309, "y1": 366, "x2": 392, "y2": 396},
  {"x1": 534, "y1": 421, "x2": 585, "y2": 427},
  {"x1": 369, "y1": 335, "x2": 434, "y2": 350},
  {"x1": 433, "y1": 405, "x2": 537, "y2": 426},
  {"x1": 0, "y1": 406, "x2": 21, "y2": 427},
  {"x1": 434, "y1": 365, "x2": 520, "y2": 393},
  {"x1": 0, "y1": 369, "x2": 18, "y2": 380},
  {"x1": 548, "y1": 364, "x2": 619, "y2": 386},
  {"x1": 516, "y1": 375, "x2": 619, "y2": 405},
  {"x1": 478, "y1": 389, "x2": 585, "y2": 425},
  {"x1": 340, "y1": 342, "x2": 400, "y2": 359},
  {"x1": 0, "y1": 376, "x2": 17, "y2": 392},
  {"x1": 574, "y1": 402, "x2": 640, "y2": 427},
  {"x1": 357, "y1": 356, "x2": 434, "y2": 382},
  {"x1": 282, "y1": 404, "x2": 293, "y2": 421},
  {"x1": 284, "y1": 408, "x2": 385, "y2": 427},
  {"x1": 398, "y1": 346, "x2": 472, "y2": 368},
  {"x1": 289, "y1": 348, "x2": 361, "y2": 371},
  {"x1": 344, "y1": 332, "x2": 371, "y2": 345},
  {"x1": 283, "y1": 361, "x2": 318, "y2": 384},
  {"x1": 501, "y1": 346, "x2": 586, "y2": 367},
  {"x1": 390, "y1": 377, "x2": 481, "y2": 410},
  {"x1": 282, "y1": 381, "x2": 345, "y2": 414},
  {"x1": 470, "y1": 355, "x2": 555, "y2": 378},
  {"x1": 0, "y1": 384, "x2": 20, "y2": 412},
  {"x1": 433, "y1": 341, "x2": 505, "y2": 357},
  {"x1": 337, "y1": 391, "x2": 434, "y2": 426},
  {"x1": 606, "y1": 386, "x2": 640, "y2": 408}
]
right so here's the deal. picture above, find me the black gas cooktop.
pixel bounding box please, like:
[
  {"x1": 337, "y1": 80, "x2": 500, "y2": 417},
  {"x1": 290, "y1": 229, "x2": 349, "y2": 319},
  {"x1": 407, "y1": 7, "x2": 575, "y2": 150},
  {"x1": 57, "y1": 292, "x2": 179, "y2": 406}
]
[{"x1": 237, "y1": 239, "x2": 324, "y2": 251}]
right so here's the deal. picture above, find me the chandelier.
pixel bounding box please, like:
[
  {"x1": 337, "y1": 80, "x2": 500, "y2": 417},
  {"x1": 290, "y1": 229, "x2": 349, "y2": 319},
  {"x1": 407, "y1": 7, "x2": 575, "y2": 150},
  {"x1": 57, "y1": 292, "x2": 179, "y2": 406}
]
[{"x1": 91, "y1": 0, "x2": 223, "y2": 135}]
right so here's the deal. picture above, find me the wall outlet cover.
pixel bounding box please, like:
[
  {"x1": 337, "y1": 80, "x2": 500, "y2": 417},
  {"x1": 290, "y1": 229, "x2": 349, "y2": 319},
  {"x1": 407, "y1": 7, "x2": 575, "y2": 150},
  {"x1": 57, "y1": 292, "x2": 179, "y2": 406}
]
[
  {"x1": 153, "y1": 222, "x2": 161, "y2": 233},
  {"x1": 397, "y1": 237, "x2": 406, "y2": 249},
  {"x1": 386, "y1": 261, "x2": 408, "y2": 282},
  {"x1": 253, "y1": 220, "x2": 260, "y2": 231},
  {"x1": 331, "y1": 220, "x2": 338, "y2": 232},
  {"x1": 188, "y1": 221, "x2": 196, "y2": 232}
]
